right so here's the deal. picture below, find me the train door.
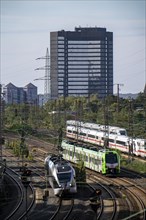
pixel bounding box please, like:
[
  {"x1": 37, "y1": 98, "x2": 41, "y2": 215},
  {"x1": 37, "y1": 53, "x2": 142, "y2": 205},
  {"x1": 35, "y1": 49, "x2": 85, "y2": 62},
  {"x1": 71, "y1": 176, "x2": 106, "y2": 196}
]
[
  {"x1": 84, "y1": 153, "x2": 89, "y2": 168},
  {"x1": 98, "y1": 157, "x2": 102, "y2": 173},
  {"x1": 92, "y1": 155, "x2": 100, "y2": 172},
  {"x1": 89, "y1": 155, "x2": 95, "y2": 170},
  {"x1": 101, "y1": 155, "x2": 106, "y2": 174},
  {"x1": 94, "y1": 156, "x2": 99, "y2": 172}
]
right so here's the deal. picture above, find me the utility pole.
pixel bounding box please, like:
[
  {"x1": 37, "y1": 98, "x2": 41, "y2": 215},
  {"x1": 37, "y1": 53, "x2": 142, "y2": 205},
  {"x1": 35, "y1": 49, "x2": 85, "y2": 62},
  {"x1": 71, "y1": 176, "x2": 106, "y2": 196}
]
[
  {"x1": 0, "y1": 84, "x2": 4, "y2": 161},
  {"x1": 114, "y1": 83, "x2": 124, "y2": 113},
  {"x1": 0, "y1": 84, "x2": 2, "y2": 161},
  {"x1": 103, "y1": 98, "x2": 109, "y2": 149},
  {"x1": 35, "y1": 48, "x2": 50, "y2": 104},
  {"x1": 128, "y1": 97, "x2": 134, "y2": 162}
]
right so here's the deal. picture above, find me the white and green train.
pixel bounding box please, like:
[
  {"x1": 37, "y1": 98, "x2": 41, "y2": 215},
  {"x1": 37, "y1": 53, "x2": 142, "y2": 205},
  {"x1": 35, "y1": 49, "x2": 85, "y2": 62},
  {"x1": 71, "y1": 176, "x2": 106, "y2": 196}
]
[{"x1": 61, "y1": 140, "x2": 120, "y2": 175}]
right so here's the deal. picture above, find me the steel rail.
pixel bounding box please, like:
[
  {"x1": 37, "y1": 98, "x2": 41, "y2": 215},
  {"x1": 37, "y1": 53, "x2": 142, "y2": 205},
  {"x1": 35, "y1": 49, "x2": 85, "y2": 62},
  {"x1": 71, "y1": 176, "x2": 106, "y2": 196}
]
[
  {"x1": 49, "y1": 196, "x2": 74, "y2": 220},
  {"x1": 117, "y1": 177, "x2": 146, "y2": 220},
  {"x1": 88, "y1": 176, "x2": 117, "y2": 220},
  {"x1": 4, "y1": 168, "x2": 35, "y2": 220},
  {"x1": 4, "y1": 169, "x2": 24, "y2": 220}
]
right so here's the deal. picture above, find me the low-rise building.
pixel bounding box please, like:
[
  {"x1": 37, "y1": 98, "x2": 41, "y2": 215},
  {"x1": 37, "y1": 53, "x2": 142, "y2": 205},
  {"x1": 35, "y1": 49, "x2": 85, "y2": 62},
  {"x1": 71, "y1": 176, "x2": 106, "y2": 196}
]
[{"x1": 3, "y1": 83, "x2": 38, "y2": 105}]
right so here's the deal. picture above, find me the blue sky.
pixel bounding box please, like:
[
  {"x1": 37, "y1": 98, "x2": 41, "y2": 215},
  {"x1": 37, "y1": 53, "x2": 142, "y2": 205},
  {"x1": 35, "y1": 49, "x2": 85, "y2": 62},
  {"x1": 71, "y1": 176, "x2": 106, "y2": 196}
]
[{"x1": 1, "y1": 0, "x2": 146, "y2": 94}]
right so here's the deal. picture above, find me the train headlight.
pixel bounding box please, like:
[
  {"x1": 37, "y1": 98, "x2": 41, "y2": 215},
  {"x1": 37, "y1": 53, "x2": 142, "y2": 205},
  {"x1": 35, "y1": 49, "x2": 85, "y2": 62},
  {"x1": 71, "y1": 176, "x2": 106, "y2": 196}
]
[{"x1": 70, "y1": 179, "x2": 75, "y2": 187}]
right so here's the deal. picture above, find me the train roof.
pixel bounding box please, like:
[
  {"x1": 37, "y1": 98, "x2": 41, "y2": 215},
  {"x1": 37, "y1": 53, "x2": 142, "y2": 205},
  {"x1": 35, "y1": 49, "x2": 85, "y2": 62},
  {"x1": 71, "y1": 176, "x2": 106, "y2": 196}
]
[
  {"x1": 109, "y1": 134, "x2": 129, "y2": 141},
  {"x1": 46, "y1": 154, "x2": 73, "y2": 173},
  {"x1": 62, "y1": 140, "x2": 119, "y2": 156},
  {"x1": 46, "y1": 155, "x2": 69, "y2": 165},
  {"x1": 67, "y1": 125, "x2": 107, "y2": 136},
  {"x1": 66, "y1": 120, "x2": 127, "y2": 135}
]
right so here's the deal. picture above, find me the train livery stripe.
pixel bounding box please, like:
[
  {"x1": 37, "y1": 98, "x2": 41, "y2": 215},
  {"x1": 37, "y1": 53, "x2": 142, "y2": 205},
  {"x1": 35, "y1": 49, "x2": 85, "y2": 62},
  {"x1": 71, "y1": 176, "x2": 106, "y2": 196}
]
[{"x1": 66, "y1": 130, "x2": 146, "y2": 157}]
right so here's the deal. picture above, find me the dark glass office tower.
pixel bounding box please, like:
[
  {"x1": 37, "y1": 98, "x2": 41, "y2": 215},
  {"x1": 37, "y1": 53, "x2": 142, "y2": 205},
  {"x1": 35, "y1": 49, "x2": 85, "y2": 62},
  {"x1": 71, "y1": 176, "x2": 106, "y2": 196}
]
[{"x1": 50, "y1": 27, "x2": 113, "y2": 99}]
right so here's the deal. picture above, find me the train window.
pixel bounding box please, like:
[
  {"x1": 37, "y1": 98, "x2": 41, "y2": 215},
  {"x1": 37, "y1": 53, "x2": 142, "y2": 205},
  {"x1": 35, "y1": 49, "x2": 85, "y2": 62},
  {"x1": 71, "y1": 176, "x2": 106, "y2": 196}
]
[
  {"x1": 91, "y1": 157, "x2": 96, "y2": 164},
  {"x1": 75, "y1": 152, "x2": 80, "y2": 159},
  {"x1": 85, "y1": 155, "x2": 88, "y2": 162},
  {"x1": 96, "y1": 136, "x2": 98, "y2": 139},
  {"x1": 119, "y1": 130, "x2": 126, "y2": 136},
  {"x1": 116, "y1": 140, "x2": 126, "y2": 146},
  {"x1": 110, "y1": 131, "x2": 116, "y2": 135},
  {"x1": 57, "y1": 173, "x2": 71, "y2": 183},
  {"x1": 69, "y1": 150, "x2": 72, "y2": 156},
  {"x1": 67, "y1": 130, "x2": 72, "y2": 133},
  {"x1": 144, "y1": 142, "x2": 146, "y2": 149},
  {"x1": 109, "y1": 139, "x2": 114, "y2": 143},
  {"x1": 105, "y1": 153, "x2": 118, "y2": 164},
  {"x1": 68, "y1": 141, "x2": 75, "y2": 145},
  {"x1": 79, "y1": 132, "x2": 86, "y2": 136},
  {"x1": 88, "y1": 134, "x2": 95, "y2": 138},
  {"x1": 64, "y1": 149, "x2": 67, "y2": 154}
]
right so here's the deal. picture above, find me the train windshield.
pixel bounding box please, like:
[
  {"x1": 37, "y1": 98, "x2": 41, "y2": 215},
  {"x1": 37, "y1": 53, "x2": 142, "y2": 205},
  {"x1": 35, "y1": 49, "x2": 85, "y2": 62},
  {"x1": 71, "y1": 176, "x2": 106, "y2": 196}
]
[
  {"x1": 105, "y1": 153, "x2": 118, "y2": 164},
  {"x1": 119, "y1": 130, "x2": 126, "y2": 136},
  {"x1": 57, "y1": 165, "x2": 71, "y2": 172},
  {"x1": 57, "y1": 173, "x2": 71, "y2": 183}
]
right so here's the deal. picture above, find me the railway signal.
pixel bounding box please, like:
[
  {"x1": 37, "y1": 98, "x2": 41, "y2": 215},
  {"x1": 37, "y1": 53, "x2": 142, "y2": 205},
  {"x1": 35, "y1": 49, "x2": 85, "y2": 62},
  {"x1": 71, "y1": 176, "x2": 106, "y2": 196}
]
[{"x1": 21, "y1": 169, "x2": 32, "y2": 184}]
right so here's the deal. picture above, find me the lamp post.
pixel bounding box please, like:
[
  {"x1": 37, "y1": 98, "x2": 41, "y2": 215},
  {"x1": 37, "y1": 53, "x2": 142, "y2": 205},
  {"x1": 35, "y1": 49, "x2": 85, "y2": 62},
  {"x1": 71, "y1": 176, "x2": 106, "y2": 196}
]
[
  {"x1": 128, "y1": 97, "x2": 134, "y2": 162},
  {"x1": 0, "y1": 84, "x2": 5, "y2": 161},
  {"x1": 18, "y1": 128, "x2": 26, "y2": 168},
  {"x1": 103, "y1": 98, "x2": 109, "y2": 149}
]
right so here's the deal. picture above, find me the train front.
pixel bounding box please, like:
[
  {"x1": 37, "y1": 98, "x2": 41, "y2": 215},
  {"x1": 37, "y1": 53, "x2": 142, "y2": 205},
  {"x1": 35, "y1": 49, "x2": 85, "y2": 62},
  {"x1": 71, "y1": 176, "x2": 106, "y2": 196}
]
[
  {"x1": 54, "y1": 163, "x2": 77, "y2": 196},
  {"x1": 104, "y1": 151, "x2": 120, "y2": 175}
]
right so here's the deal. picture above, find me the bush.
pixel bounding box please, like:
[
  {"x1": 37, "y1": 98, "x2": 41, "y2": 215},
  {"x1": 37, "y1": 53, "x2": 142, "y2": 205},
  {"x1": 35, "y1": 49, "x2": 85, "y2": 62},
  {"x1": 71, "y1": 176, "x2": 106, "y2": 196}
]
[{"x1": 121, "y1": 158, "x2": 146, "y2": 174}]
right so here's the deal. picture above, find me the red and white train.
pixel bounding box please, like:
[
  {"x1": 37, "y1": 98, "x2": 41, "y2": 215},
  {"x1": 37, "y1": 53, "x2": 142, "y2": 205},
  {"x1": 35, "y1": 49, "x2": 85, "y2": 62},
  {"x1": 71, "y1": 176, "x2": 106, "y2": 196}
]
[{"x1": 66, "y1": 120, "x2": 146, "y2": 158}]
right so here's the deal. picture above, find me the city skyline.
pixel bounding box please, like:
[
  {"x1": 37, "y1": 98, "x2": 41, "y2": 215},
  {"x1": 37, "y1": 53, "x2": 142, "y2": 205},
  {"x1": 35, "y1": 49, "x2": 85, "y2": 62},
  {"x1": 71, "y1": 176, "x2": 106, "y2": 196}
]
[{"x1": 1, "y1": 0, "x2": 146, "y2": 94}]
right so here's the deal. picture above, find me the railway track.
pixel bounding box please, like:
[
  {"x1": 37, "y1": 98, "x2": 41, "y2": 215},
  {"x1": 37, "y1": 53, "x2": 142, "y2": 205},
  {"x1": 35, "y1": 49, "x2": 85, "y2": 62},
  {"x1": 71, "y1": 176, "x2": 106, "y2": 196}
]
[
  {"x1": 87, "y1": 176, "x2": 118, "y2": 220},
  {"x1": 2, "y1": 135, "x2": 146, "y2": 220},
  {"x1": 87, "y1": 169, "x2": 146, "y2": 220},
  {"x1": 116, "y1": 179, "x2": 145, "y2": 219},
  {"x1": 50, "y1": 196, "x2": 74, "y2": 220},
  {"x1": 1, "y1": 167, "x2": 35, "y2": 220}
]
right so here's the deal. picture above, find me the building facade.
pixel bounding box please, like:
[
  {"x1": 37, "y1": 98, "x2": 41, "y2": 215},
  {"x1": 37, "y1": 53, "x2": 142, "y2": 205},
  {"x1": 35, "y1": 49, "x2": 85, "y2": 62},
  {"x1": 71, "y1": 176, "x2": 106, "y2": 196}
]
[
  {"x1": 50, "y1": 27, "x2": 113, "y2": 99},
  {"x1": 3, "y1": 83, "x2": 38, "y2": 105}
]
